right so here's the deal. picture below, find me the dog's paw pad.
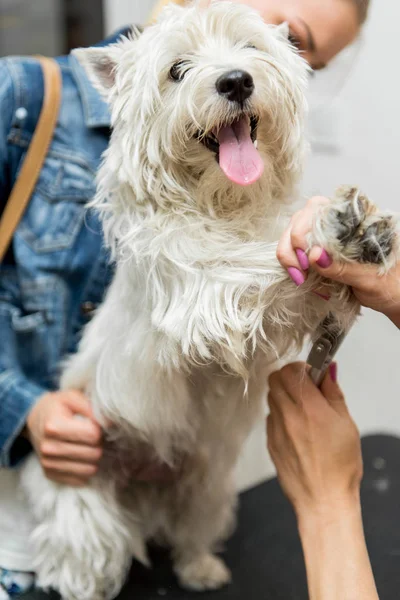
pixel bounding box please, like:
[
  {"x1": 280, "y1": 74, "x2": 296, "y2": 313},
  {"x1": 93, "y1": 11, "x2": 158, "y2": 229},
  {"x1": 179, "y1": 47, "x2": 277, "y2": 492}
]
[
  {"x1": 321, "y1": 185, "x2": 397, "y2": 267},
  {"x1": 333, "y1": 186, "x2": 366, "y2": 245},
  {"x1": 176, "y1": 554, "x2": 231, "y2": 591},
  {"x1": 357, "y1": 217, "x2": 396, "y2": 264}
]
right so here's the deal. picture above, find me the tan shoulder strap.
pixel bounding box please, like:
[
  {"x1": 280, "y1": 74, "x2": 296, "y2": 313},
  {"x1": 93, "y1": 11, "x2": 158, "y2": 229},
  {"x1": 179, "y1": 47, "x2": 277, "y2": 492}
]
[{"x1": 0, "y1": 56, "x2": 62, "y2": 262}]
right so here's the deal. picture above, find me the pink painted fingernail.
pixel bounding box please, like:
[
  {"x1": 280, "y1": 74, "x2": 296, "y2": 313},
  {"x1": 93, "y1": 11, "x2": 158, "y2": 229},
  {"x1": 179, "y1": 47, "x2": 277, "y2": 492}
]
[
  {"x1": 288, "y1": 267, "x2": 305, "y2": 286},
  {"x1": 316, "y1": 249, "x2": 333, "y2": 268},
  {"x1": 329, "y1": 362, "x2": 337, "y2": 383},
  {"x1": 296, "y1": 248, "x2": 309, "y2": 271},
  {"x1": 312, "y1": 291, "x2": 330, "y2": 301}
]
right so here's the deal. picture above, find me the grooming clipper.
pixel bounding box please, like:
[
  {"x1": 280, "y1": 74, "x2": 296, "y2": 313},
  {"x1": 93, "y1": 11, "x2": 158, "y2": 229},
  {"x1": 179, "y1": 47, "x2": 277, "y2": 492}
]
[{"x1": 307, "y1": 313, "x2": 355, "y2": 387}]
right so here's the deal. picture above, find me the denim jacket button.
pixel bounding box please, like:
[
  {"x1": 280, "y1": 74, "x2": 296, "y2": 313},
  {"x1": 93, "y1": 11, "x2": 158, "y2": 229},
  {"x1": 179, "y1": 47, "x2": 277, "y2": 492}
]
[
  {"x1": 81, "y1": 301, "x2": 97, "y2": 317},
  {"x1": 15, "y1": 107, "x2": 28, "y2": 120}
]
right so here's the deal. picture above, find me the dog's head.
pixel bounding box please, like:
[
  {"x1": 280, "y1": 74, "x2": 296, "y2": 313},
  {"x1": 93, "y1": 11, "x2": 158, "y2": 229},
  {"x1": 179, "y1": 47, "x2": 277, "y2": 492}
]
[{"x1": 75, "y1": 1, "x2": 309, "y2": 206}]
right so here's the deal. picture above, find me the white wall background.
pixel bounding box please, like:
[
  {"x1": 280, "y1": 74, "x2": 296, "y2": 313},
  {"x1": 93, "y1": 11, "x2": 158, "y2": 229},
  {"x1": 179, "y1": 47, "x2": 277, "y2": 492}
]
[
  {"x1": 103, "y1": 0, "x2": 400, "y2": 490},
  {"x1": 302, "y1": 0, "x2": 400, "y2": 435},
  {"x1": 104, "y1": 0, "x2": 154, "y2": 32}
]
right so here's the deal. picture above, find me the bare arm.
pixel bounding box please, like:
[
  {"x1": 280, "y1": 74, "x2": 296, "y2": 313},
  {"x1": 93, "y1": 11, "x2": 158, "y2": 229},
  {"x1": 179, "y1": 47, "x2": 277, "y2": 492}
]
[
  {"x1": 267, "y1": 363, "x2": 378, "y2": 600},
  {"x1": 299, "y1": 498, "x2": 378, "y2": 600}
]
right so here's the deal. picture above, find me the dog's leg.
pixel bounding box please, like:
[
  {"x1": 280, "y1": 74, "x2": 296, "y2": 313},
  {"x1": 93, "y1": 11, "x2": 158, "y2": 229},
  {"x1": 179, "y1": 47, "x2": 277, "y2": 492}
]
[
  {"x1": 170, "y1": 367, "x2": 264, "y2": 593},
  {"x1": 175, "y1": 553, "x2": 232, "y2": 592},
  {"x1": 171, "y1": 476, "x2": 235, "y2": 592},
  {"x1": 20, "y1": 454, "x2": 145, "y2": 600},
  {"x1": 248, "y1": 186, "x2": 399, "y2": 342}
]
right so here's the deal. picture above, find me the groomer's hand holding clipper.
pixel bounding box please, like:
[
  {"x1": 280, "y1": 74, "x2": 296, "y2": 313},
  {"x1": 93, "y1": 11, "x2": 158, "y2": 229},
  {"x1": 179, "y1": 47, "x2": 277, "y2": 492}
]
[
  {"x1": 306, "y1": 313, "x2": 356, "y2": 386},
  {"x1": 267, "y1": 363, "x2": 378, "y2": 600},
  {"x1": 267, "y1": 362, "x2": 362, "y2": 518}
]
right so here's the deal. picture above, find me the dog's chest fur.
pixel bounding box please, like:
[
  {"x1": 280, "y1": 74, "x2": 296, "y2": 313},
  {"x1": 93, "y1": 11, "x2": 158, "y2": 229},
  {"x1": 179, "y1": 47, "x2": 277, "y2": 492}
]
[{"x1": 97, "y1": 350, "x2": 267, "y2": 479}]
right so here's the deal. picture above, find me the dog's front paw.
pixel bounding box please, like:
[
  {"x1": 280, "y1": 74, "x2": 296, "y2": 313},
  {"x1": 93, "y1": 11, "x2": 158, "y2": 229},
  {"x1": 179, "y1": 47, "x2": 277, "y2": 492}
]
[
  {"x1": 175, "y1": 554, "x2": 231, "y2": 592},
  {"x1": 314, "y1": 185, "x2": 398, "y2": 270}
]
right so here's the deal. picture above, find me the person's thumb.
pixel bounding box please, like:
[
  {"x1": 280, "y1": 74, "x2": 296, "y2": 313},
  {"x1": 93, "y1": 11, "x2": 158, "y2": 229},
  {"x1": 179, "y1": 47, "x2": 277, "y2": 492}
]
[
  {"x1": 63, "y1": 390, "x2": 96, "y2": 421},
  {"x1": 320, "y1": 363, "x2": 347, "y2": 414},
  {"x1": 309, "y1": 246, "x2": 370, "y2": 287}
]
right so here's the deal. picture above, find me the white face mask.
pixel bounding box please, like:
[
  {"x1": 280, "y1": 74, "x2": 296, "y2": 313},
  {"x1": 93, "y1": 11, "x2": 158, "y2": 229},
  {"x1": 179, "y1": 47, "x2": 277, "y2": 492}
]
[
  {"x1": 305, "y1": 35, "x2": 364, "y2": 153},
  {"x1": 306, "y1": 35, "x2": 365, "y2": 113}
]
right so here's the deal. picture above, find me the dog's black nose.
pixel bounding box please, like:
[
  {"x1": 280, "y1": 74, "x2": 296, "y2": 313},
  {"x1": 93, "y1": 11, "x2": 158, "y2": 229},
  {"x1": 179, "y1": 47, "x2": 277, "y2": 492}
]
[{"x1": 216, "y1": 70, "x2": 254, "y2": 104}]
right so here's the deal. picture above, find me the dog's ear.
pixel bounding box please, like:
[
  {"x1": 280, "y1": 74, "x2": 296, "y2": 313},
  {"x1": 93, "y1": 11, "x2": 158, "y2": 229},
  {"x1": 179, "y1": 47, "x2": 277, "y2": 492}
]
[{"x1": 72, "y1": 46, "x2": 123, "y2": 99}]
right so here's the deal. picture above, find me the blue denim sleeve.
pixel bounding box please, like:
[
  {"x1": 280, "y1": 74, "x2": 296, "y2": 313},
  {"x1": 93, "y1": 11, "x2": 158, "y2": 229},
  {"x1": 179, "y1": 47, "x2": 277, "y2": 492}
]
[
  {"x1": 0, "y1": 59, "x2": 14, "y2": 212},
  {"x1": 0, "y1": 60, "x2": 48, "y2": 467},
  {"x1": 0, "y1": 367, "x2": 47, "y2": 468}
]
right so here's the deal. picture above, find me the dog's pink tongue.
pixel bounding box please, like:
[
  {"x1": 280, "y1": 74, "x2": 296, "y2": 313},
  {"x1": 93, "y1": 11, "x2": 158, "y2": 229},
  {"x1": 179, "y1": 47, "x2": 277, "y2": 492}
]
[{"x1": 216, "y1": 117, "x2": 264, "y2": 186}]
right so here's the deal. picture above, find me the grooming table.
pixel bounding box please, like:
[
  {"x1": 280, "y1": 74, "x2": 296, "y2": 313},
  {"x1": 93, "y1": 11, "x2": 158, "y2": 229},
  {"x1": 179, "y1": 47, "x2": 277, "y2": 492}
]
[
  {"x1": 118, "y1": 435, "x2": 400, "y2": 600},
  {"x1": 19, "y1": 435, "x2": 400, "y2": 600}
]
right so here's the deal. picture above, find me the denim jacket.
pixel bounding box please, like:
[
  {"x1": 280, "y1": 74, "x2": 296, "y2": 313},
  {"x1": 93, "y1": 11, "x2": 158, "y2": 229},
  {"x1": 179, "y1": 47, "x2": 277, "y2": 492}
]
[{"x1": 0, "y1": 32, "x2": 128, "y2": 467}]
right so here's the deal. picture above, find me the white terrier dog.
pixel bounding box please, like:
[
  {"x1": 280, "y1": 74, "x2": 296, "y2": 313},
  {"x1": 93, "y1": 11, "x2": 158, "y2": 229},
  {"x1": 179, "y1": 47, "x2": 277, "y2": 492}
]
[{"x1": 21, "y1": 2, "x2": 397, "y2": 599}]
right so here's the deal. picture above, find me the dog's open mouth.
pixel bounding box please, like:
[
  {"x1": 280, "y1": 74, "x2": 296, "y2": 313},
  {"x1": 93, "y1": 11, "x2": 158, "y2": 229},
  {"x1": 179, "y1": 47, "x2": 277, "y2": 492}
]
[{"x1": 196, "y1": 115, "x2": 264, "y2": 186}]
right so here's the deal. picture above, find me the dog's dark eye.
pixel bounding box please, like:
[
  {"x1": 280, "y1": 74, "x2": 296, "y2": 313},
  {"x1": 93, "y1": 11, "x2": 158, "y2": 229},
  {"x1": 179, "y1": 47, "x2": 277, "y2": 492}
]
[
  {"x1": 245, "y1": 44, "x2": 258, "y2": 50},
  {"x1": 169, "y1": 60, "x2": 190, "y2": 82}
]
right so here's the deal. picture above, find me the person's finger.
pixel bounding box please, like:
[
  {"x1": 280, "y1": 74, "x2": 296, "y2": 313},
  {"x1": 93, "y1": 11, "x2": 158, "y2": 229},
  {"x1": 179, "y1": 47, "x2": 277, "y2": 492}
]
[
  {"x1": 276, "y1": 224, "x2": 304, "y2": 272},
  {"x1": 319, "y1": 363, "x2": 347, "y2": 415},
  {"x1": 267, "y1": 391, "x2": 281, "y2": 416},
  {"x1": 290, "y1": 196, "x2": 329, "y2": 252},
  {"x1": 289, "y1": 213, "x2": 314, "y2": 271},
  {"x1": 305, "y1": 195, "x2": 330, "y2": 216},
  {"x1": 44, "y1": 415, "x2": 102, "y2": 446},
  {"x1": 63, "y1": 391, "x2": 98, "y2": 421},
  {"x1": 267, "y1": 386, "x2": 299, "y2": 438},
  {"x1": 42, "y1": 459, "x2": 99, "y2": 477},
  {"x1": 268, "y1": 370, "x2": 300, "y2": 410},
  {"x1": 40, "y1": 440, "x2": 103, "y2": 463},
  {"x1": 277, "y1": 362, "x2": 312, "y2": 400},
  {"x1": 266, "y1": 413, "x2": 274, "y2": 444},
  {"x1": 309, "y1": 247, "x2": 376, "y2": 287},
  {"x1": 279, "y1": 362, "x2": 339, "y2": 415},
  {"x1": 267, "y1": 389, "x2": 296, "y2": 419},
  {"x1": 266, "y1": 413, "x2": 285, "y2": 456}
]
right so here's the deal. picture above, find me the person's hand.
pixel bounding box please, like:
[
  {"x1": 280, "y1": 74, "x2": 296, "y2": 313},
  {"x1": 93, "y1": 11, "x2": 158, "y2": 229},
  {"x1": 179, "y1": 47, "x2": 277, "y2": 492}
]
[
  {"x1": 26, "y1": 390, "x2": 179, "y2": 487},
  {"x1": 267, "y1": 363, "x2": 380, "y2": 600},
  {"x1": 277, "y1": 195, "x2": 400, "y2": 326},
  {"x1": 26, "y1": 390, "x2": 103, "y2": 486},
  {"x1": 267, "y1": 362, "x2": 363, "y2": 519}
]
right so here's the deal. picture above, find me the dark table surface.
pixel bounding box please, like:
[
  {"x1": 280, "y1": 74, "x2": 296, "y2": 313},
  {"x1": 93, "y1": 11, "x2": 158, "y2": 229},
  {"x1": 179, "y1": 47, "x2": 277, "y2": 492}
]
[
  {"x1": 20, "y1": 434, "x2": 400, "y2": 600},
  {"x1": 114, "y1": 434, "x2": 400, "y2": 600}
]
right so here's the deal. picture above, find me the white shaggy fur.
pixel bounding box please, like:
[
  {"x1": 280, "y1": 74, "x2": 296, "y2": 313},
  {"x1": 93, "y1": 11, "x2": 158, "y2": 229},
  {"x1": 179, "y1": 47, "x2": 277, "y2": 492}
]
[{"x1": 20, "y1": 2, "x2": 398, "y2": 599}]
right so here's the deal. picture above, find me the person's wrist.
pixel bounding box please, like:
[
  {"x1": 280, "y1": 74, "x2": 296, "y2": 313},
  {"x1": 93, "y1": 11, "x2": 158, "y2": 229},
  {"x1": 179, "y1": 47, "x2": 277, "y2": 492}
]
[
  {"x1": 296, "y1": 489, "x2": 362, "y2": 533},
  {"x1": 25, "y1": 402, "x2": 37, "y2": 437},
  {"x1": 25, "y1": 391, "x2": 52, "y2": 438},
  {"x1": 297, "y1": 490, "x2": 378, "y2": 600}
]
